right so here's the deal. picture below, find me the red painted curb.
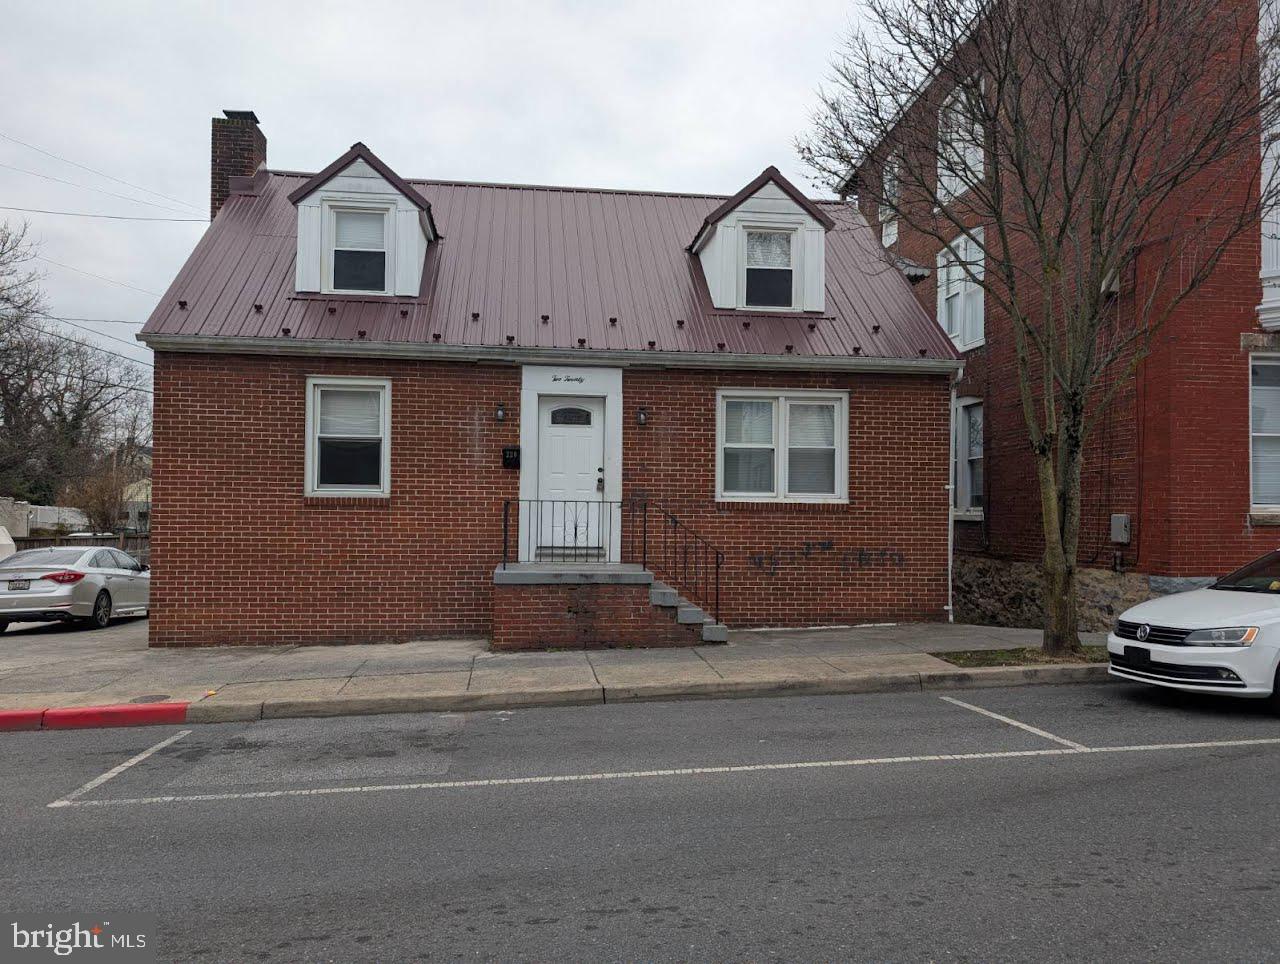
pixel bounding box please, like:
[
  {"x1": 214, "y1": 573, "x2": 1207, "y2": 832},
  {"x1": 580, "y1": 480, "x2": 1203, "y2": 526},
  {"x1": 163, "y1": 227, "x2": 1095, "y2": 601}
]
[
  {"x1": 0, "y1": 709, "x2": 45, "y2": 732},
  {"x1": 41, "y1": 702, "x2": 190, "y2": 730}
]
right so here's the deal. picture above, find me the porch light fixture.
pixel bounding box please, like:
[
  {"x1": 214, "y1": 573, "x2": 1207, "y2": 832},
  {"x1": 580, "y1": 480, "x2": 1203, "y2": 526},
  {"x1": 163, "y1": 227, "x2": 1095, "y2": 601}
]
[
  {"x1": 636, "y1": 407, "x2": 649, "y2": 426},
  {"x1": 495, "y1": 402, "x2": 507, "y2": 422}
]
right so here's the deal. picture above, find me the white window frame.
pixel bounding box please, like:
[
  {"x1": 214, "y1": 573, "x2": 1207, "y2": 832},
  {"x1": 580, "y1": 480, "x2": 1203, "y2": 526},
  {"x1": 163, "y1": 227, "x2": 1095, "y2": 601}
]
[
  {"x1": 321, "y1": 198, "x2": 395, "y2": 296},
  {"x1": 937, "y1": 227, "x2": 985, "y2": 350},
  {"x1": 937, "y1": 81, "x2": 985, "y2": 202},
  {"x1": 738, "y1": 224, "x2": 802, "y2": 311},
  {"x1": 1250, "y1": 355, "x2": 1280, "y2": 509},
  {"x1": 953, "y1": 397, "x2": 984, "y2": 519},
  {"x1": 304, "y1": 376, "x2": 392, "y2": 497},
  {"x1": 879, "y1": 155, "x2": 900, "y2": 248},
  {"x1": 715, "y1": 388, "x2": 848, "y2": 503}
]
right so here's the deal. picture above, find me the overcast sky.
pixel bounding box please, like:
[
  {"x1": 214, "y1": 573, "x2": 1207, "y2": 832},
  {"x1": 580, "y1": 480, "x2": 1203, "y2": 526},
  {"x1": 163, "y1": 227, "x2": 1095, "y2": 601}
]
[{"x1": 1, "y1": 0, "x2": 858, "y2": 379}]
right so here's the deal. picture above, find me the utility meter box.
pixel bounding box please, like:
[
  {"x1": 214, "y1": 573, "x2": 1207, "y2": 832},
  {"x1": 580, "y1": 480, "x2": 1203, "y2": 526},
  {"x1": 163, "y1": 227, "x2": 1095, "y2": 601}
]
[{"x1": 1110, "y1": 513, "x2": 1131, "y2": 545}]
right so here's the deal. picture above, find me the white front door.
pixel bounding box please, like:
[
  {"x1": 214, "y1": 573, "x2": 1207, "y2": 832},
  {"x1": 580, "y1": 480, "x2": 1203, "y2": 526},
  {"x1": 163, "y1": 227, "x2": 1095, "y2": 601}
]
[{"x1": 536, "y1": 396, "x2": 605, "y2": 558}]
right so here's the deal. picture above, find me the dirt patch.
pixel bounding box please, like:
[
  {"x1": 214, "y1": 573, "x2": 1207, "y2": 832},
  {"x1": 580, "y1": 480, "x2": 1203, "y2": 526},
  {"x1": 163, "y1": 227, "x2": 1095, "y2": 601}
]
[{"x1": 930, "y1": 645, "x2": 1110, "y2": 668}]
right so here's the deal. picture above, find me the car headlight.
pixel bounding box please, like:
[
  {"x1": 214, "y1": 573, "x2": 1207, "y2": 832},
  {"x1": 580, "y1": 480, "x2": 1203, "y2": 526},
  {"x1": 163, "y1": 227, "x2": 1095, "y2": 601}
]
[{"x1": 1183, "y1": 627, "x2": 1259, "y2": 646}]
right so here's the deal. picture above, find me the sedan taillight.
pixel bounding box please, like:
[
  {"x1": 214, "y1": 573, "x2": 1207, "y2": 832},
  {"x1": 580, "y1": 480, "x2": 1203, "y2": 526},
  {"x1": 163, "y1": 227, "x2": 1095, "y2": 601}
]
[{"x1": 41, "y1": 570, "x2": 85, "y2": 584}]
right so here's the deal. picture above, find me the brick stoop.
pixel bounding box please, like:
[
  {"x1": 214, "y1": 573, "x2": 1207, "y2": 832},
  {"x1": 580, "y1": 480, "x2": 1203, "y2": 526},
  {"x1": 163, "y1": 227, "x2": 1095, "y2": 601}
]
[{"x1": 491, "y1": 564, "x2": 726, "y2": 651}]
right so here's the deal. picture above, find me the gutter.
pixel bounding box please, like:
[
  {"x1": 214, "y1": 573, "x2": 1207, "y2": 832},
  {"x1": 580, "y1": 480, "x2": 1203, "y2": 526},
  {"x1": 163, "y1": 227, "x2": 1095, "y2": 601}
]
[{"x1": 138, "y1": 334, "x2": 964, "y2": 375}]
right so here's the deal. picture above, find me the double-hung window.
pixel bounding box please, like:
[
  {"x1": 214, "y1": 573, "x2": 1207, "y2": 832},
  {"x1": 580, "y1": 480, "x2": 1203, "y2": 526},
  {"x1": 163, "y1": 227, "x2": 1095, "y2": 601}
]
[
  {"x1": 879, "y1": 155, "x2": 900, "y2": 248},
  {"x1": 938, "y1": 82, "x2": 984, "y2": 201},
  {"x1": 1251, "y1": 359, "x2": 1280, "y2": 506},
  {"x1": 329, "y1": 207, "x2": 390, "y2": 293},
  {"x1": 744, "y1": 229, "x2": 794, "y2": 308},
  {"x1": 937, "y1": 227, "x2": 985, "y2": 349},
  {"x1": 717, "y1": 391, "x2": 848, "y2": 502},
  {"x1": 954, "y1": 399, "x2": 984, "y2": 516},
  {"x1": 305, "y1": 377, "x2": 391, "y2": 496}
]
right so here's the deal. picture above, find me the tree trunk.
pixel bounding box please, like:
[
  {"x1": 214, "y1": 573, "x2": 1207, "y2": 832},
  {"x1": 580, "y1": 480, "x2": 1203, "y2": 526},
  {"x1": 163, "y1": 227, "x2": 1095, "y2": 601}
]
[{"x1": 1042, "y1": 550, "x2": 1081, "y2": 655}]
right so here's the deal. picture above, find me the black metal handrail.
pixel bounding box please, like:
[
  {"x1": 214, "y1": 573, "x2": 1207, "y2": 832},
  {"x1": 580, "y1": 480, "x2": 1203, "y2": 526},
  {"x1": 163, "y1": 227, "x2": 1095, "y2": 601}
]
[
  {"x1": 638, "y1": 501, "x2": 724, "y2": 625},
  {"x1": 500, "y1": 498, "x2": 724, "y2": 623}
]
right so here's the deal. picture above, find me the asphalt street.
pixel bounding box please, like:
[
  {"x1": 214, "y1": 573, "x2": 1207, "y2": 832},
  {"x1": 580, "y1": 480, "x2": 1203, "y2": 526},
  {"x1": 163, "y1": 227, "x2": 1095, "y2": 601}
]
[{"x1": 5, "y1": 681, "x2": 1280, "y2": 962}]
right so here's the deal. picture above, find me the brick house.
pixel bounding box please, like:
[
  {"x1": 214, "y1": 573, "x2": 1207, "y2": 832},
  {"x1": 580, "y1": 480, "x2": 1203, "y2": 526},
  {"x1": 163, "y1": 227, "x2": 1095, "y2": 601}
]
[
  {"x1": 843, "y1": 0, "x2": 1280, "y2": 630},
  {"x1": 138, "y1": 110, "x2": 959, "y2": 648}
]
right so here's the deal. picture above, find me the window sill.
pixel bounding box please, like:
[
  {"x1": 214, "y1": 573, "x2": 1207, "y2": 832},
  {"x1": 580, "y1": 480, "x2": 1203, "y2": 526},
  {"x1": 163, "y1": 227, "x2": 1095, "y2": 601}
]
[
  {"x1": 304, "y1": 493, "x2": 391, "y2": 507},
  {"x1": 1249, "y1": 510, "x2": 1280, "y2": 526},
  {"x1": 716, "y1": 497, "x2": 849, "y2": 510},
  {"x1": 951, "y1": 338, "x2": 985, "y2": 352},
  {"x1": 953, "y1": 508, "x2": 984, "y2": 522}
]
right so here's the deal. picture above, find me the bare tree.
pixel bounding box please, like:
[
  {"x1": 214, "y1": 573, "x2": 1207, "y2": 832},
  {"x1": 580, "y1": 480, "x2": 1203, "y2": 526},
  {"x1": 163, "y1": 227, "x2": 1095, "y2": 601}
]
[
  {"x1": 799, "y1": 0, "x2": 1280, "y2": 653},
  {"x1": 0, "y1": 220, "x2": 151, "y2": 507}
]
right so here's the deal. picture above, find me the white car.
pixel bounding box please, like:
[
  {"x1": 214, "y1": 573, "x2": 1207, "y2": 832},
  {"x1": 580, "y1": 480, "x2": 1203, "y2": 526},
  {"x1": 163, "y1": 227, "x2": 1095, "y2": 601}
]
[{"x1": 1109, "y1": 550, "x2": 1280, "y2": 708}]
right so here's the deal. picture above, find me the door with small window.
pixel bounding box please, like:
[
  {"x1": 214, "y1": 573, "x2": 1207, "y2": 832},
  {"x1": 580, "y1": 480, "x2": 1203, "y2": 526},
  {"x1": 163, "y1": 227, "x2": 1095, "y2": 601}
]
[{"x1": 535, "y1": 397, "x2": 606, "y2": 559}]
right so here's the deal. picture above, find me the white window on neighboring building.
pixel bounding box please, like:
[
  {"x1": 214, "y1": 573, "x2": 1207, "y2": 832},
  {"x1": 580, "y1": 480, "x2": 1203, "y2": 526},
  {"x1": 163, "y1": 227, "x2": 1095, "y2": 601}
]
[
  {"x1": 938, "y1": 82, "x2": 985, "y2": 201},
  {"x1": 880, "y1": 155, "x2": 900, "y2": 248},
  {"x1": 305, "y1": 377, "x2": 391, "y2": 496},
  {"x1": 954, "y1": 398, "x2": 984, "y2": 517},
  {"x1": 717, "y1": 390, "x2": 848, "y2": 503},
  {"x1": 937, "y1": 227, "x2": 985, "y2": 350},
  {"x1": 743, "y1": 229, "x2": 795, "y2": 309},
  {"x1": 326, "y1": 205, "x2": 391, "y2": 294},
  {"x1": 1251, "y1": 359, "x2": 1280, "y2": 506}
]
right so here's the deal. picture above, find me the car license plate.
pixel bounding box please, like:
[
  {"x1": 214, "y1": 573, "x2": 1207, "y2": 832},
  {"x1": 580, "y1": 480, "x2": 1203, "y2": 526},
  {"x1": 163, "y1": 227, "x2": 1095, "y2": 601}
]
[
  {"x1": 1124, "y1": 645, "x2": 1151, "y2": 666},
  {"x1": 7, "y1": 579, "x2": 30, "y2": 591}
]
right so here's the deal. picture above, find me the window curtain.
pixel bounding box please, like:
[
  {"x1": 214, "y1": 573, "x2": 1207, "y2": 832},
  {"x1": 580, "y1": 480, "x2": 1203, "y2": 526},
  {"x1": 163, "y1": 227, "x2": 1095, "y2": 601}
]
[
  {"x1": 746, "y1": 232, "x2": 791, "y2": 268},
  {"x1": 788, "y1": 404, "x2": 836, "y2": 494},
  {"x1": 319, "y1": 389, "x2": 381, "y2": 437},
  {"x1": 334, "y1": 210, "x2": 385, "y2": 250}
]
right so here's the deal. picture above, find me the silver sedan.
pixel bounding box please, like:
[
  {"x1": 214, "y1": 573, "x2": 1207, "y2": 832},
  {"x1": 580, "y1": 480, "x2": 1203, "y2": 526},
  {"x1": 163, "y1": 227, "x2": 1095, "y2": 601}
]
[{"x1": 0, "y1": 546, "x2": 150, "y2": 631}]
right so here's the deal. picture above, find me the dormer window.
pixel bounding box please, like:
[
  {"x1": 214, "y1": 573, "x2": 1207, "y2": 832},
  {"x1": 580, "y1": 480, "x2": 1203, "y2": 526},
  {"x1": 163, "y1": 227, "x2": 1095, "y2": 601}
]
[
  {"x1": 328, "y1": 205, "x2": 391, "y2": 294},
  {"x1": 744, "y1": 229, "x2": 794, "y2": 308},
  {"x1": 291, "y1": 142, "x2": 439, "y2": 298},
  {"x1": 689, "y1": 167, "x2": 833, "y2": 314}
]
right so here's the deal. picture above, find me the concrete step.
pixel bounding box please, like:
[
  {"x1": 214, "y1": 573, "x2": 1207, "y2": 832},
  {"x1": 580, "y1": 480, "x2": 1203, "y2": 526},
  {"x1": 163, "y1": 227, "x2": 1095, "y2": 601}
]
[
  {"x1": 701, "y1": 622, "x2": 728, "y2": 643},
  {"x1": 649, "y1": 581, "x2": 680, "y2": 607},
  {"x1": 677, "y1": 604, "x2": 708, "y2": 625}
]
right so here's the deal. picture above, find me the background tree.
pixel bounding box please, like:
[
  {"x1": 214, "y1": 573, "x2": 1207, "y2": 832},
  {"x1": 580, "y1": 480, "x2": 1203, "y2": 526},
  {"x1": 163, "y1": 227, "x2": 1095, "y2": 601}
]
[
  {"x1": 799, "y1": 0, "x2": 1280, "y2": 653},
  {"x1": 0, "y1": 220, "x2": 151, "y2": 511}
]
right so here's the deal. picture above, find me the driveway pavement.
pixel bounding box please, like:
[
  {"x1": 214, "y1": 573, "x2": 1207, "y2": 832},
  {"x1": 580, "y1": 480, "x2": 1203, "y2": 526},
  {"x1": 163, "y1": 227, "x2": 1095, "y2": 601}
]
[
  {"x1": 6, "y1": 682, "x2": 1279, "y2": 960},
  {"x1": 0, "y1": 617, "x2": 1108, "y2": 720}
]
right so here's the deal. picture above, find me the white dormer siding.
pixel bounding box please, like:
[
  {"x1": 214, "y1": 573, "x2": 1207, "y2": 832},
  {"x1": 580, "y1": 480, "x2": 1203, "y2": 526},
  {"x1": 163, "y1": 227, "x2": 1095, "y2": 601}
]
[
  {"x1": 695, "y1": 182, "x2": 826, "y2": 312},
  {"x1": 295, "y1": 158, "x2": 430, "y2": 297}
]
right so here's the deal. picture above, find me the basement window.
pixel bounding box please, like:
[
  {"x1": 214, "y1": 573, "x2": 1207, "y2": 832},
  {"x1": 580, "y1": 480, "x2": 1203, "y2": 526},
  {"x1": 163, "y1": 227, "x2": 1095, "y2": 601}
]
[{"x1": 305, "y1": 377, "x2": 391, "y2": 497}]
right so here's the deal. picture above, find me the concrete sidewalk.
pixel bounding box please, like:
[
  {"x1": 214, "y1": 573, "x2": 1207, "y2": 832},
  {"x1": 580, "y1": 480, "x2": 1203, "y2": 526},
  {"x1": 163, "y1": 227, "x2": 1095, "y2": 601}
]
[{"x1": 0, "y1": 618, "x2": 1109, "y2": 723}]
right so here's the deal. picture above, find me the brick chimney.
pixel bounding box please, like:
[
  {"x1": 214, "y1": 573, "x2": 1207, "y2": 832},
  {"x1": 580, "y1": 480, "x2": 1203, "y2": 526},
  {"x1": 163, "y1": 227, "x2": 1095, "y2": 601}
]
[{"x1": 210, "y1": 109, "x2": 266, "y2": 220}]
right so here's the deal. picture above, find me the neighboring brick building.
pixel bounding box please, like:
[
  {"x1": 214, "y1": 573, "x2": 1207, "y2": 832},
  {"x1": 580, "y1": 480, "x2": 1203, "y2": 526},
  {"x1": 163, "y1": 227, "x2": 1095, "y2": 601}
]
[
  {"x1": 139, "y1": 111, "x2": 959, "y2": 648},
  {"x1": 843, "y1": 0, "x2": 1280, "y2": 629}
]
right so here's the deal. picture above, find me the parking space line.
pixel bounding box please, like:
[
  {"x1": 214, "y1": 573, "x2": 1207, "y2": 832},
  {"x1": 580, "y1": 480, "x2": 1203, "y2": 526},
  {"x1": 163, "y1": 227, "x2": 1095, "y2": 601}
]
[
  {"x1": 939, "y1": 696, "x2": 1089, "y2": 750},
  {"x1": 48, "y1": 729, "x2": 191, "y2": 808},
  {"x1": 45, "y1": 735, "x2": 1280, "y2": 809}
]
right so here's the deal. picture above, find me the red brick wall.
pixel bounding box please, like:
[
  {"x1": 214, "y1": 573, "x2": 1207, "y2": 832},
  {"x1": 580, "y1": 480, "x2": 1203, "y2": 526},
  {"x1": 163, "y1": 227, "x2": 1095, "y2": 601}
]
[
  {"x1": 151, "y1": 354, "x2": 952, "y2": 646},
  {"x1": 150, "y1": 353, "x2": 520, "y2": 647},
  {"x1": 621, "y1": 369, "x2": 952, "y2": 627},
  {"x1": 491, "y1": 583, "x2": 700, "y2": 650}
]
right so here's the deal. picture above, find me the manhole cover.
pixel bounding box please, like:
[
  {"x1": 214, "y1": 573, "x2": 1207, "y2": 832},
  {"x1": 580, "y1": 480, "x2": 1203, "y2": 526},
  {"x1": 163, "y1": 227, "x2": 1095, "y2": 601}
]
[{"x1": 130, "y1": 694, "x2": 170, "y2": 704}]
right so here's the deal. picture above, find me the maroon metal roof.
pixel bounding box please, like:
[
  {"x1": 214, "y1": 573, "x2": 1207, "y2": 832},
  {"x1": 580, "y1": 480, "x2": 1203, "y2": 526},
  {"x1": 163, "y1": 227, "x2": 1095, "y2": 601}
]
[{"x1": 140, "y1": 170, "x2": 956, "y2": 364}]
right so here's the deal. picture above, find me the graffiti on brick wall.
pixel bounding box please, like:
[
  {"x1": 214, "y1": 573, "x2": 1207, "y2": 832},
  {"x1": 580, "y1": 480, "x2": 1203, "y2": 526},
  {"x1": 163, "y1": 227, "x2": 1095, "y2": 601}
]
[{"x1": 746, "y1": 541, "x2": 907, "y2": 575}]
